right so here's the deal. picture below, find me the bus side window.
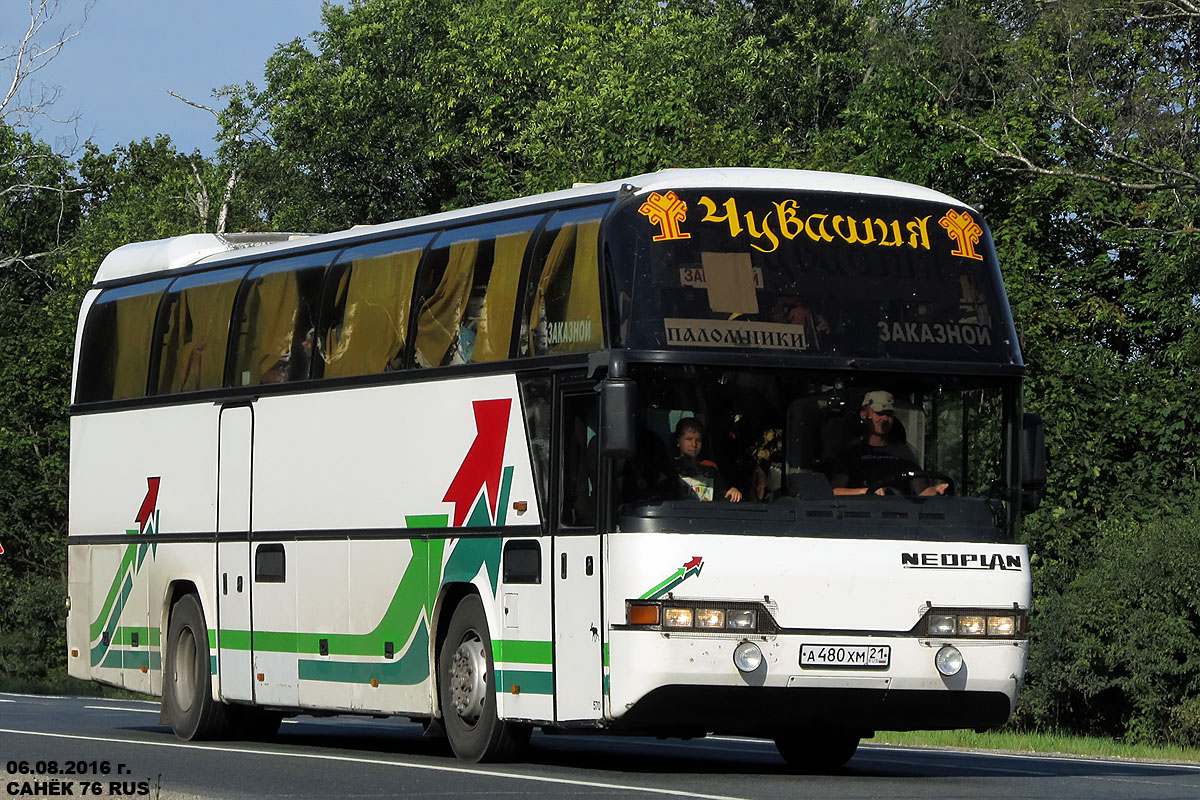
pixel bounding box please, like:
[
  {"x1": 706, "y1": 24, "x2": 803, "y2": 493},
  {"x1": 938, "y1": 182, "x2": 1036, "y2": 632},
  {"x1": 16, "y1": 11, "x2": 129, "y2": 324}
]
[
  {"x1": 76, "y1": 279, "x2": 172, "y2": 403},
  {"x1": 518, "y1": 374, "x2": 552, "y2": 515},
  {"x1": 522, "y1": 206, "x2": 606, "y2": 357},
  {"x1": 154, "y1": 266, "x2": 248, "y2": 394},
  {"x1": 319, "y1": 236, "x2": 427, "y2": 378},
  {"x1": 229, "y1": 255, "x2": 329, "y2": 386},
  {"x1": 414, "y1": 217, "x2": 536, "y2": 368},
  {"x1": 560, "y1": 393, "x2": 599, "y2": 528}
]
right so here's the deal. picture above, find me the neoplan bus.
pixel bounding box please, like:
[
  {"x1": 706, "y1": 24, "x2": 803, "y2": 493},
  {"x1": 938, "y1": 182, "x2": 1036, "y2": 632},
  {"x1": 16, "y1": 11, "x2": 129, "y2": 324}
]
[{"x1": 66, "y1": 168, "x2": 1046, "y2": 769}]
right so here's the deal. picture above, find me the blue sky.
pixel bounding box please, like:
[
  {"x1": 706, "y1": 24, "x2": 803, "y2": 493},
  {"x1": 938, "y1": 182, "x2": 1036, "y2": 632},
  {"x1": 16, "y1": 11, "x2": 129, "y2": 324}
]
[{"x1": 31, "y1": 1, "x2": 328, "y2": 156}]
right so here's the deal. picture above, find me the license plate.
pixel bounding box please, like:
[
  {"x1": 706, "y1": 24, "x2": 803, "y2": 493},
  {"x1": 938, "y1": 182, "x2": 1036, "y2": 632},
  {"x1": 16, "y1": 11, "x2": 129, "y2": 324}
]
[{"x1": 800, "y1": 644, "x2": 890, "y2": 669}]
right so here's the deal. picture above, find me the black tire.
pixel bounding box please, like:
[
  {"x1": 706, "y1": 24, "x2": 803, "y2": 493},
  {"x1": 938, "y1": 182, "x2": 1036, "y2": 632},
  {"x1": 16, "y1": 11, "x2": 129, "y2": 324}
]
[
  {"x1": 164, "y1": 593, "x2": 230, "y2": 740},
  {"x1": 774, "y1": 732, "x2": 859, "y2": 772},
  {"x1": 227, "y1": 705, "x2": 283, "y2": 740},
  {"x1": 437, "y1": 594, "x2": 530, "y2": 762}
]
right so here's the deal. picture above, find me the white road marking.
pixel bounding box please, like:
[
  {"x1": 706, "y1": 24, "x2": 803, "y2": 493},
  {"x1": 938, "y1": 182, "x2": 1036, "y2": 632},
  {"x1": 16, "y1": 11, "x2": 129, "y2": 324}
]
[
  {"x1": 0, "y1": 728, "x2": 753, "y2": 800},
  {"x1": 84, "y1": 705, "x2": 159, "y2": 714}
]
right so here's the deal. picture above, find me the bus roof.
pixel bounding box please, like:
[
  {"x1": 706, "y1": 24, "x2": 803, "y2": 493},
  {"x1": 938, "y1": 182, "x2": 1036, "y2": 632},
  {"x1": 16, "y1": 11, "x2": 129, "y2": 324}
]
[{"x1": 91, "y1": 168, "x2": 970, "y2": 285}]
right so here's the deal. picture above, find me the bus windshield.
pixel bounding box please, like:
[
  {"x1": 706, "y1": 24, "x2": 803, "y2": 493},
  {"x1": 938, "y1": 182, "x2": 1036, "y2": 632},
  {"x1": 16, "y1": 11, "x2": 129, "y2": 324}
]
[
  {"x1": 616, "y1": 364, "x2": 1017, "y2": 541},
  {"x1": 609, "y1": 188, "x2": 1021, "y2": 366}
]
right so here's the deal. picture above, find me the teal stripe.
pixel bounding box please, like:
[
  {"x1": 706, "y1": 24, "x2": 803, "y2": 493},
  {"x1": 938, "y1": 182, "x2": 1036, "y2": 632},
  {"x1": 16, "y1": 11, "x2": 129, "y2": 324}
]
[
  {"x1": 90, "y1": 573, "x2": 134, "y2": 666},
  {"x1": 495, "y1": 668, "x2": 554, "y2": 695},
  {"x1": 298, "y1": 623, "x2": 430, "y2": 686}
]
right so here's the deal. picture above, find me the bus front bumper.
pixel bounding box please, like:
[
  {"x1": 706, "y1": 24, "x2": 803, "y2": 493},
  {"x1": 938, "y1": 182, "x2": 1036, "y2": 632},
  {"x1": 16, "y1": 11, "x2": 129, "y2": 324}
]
[{"x1": 606, "y1": 631, "x2": 1026, "y2": 737}]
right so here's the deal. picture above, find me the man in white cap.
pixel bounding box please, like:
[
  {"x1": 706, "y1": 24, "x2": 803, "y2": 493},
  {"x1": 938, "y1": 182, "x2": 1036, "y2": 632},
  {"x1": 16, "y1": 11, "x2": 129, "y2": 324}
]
[{"x1": 830, "y1": 390, "x2": 948, "y2": 496}]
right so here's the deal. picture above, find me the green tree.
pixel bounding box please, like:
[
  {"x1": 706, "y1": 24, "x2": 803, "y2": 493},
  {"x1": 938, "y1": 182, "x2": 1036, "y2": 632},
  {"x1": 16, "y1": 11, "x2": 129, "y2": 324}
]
[
  {"x1": 1019, "y1": 510, "x2": 1200, "y2": 745},
  {"x1": 239, "y1": 0, "x2": 870, "y2": 228},
  {"x1": 0, "y1": 134, "x2": 219, "y2": 683},
  {"x1": 0, "y1": 127, "x2": 80, "y2": 682}
]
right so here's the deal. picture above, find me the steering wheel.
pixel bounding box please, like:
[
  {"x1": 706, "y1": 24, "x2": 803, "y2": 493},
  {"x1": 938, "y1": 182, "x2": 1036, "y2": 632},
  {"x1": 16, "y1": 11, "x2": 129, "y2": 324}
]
[{"x1": 866, "y1": 469, "x2": 956, "y2": 497}]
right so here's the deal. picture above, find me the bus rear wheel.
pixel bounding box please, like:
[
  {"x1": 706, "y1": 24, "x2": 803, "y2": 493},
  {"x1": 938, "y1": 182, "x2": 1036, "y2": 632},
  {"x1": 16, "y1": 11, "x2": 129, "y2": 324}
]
[
  {"x1": 437, "y1": 594, "x2": 530, "y2": 762},
  {"x1": 164, "y1": 593, "x2": 230, "y2": 740},
  {"x1": 774, "y1": 732, "x2": 859, "y2": 772}
]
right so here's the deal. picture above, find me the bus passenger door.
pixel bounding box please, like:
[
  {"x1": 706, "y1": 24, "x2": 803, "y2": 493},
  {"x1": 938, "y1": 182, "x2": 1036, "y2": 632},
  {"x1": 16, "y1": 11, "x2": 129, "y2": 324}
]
[
  {"x1": 216, "y1": 405, "x2": 253, "y2": 703},
  {"x1": 552, "y1": 388, "x2": 604, "y2": 723}
]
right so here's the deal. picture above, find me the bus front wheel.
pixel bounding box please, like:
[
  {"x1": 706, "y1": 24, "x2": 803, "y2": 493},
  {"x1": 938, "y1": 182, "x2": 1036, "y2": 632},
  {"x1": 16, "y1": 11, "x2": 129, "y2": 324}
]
[
  {"x1": 437, "y1": 594, "x2": 530, "y2": 762},
  {"x1": 164, "y1": 593, "x2": 230, "y2": 740},
  {"x1": 774, "y1": 732, "x2": 859, "y2": 772}
]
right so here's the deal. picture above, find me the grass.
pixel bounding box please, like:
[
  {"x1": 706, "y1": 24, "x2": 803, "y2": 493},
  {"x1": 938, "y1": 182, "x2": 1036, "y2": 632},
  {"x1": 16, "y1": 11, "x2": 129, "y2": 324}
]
[
  {"x1": 872, "y1": 729, "x2": 1200, "y2": 764},
  {"x1": 0, "y1": 670, "x2": 145, "y2": 700}
]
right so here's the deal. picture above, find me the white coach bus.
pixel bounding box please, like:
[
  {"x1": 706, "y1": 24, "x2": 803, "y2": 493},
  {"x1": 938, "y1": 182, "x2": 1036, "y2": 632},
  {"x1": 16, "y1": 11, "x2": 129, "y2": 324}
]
[{"x1": 66, "y1": 168, "x2": 1046, "y2": 769}]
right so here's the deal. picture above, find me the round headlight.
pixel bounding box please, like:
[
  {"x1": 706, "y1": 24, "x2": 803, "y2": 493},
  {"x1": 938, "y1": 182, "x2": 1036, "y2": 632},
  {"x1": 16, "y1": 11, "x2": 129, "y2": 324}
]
[
  {"x1": 935, "y1": 644, "x2": 964, "y2": 676},
  {"x1": 733, "y1": 641, "x2": 763, "y2": 673}
]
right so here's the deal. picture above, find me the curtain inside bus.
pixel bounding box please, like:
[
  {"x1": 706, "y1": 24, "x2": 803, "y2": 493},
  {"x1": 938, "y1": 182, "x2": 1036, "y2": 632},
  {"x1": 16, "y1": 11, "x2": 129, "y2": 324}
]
[
  {"x1": 322, "y1": 247, "x2": 421, "y2": 378},
  {"x1": 526, "y1": 218, "x2": 603, "y2": 356},
  {"x1": 415, "y1": 240, "x2": 477, "y2": 367},
  {"x1": 157, "y1": 278, "x2": 241, "y2": 393},
  {"x1": 111, "y1": 291, "x2": 163, "y2": 400},
  {"x1": 472, "y1": 231, "x2": 528, "y2": 362}
]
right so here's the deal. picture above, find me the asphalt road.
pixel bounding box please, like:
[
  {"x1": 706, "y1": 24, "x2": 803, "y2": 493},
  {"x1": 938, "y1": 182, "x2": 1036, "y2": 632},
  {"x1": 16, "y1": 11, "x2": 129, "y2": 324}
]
[{"x1": 3, "y1": 693, "x2": 1200, "y2": 799}]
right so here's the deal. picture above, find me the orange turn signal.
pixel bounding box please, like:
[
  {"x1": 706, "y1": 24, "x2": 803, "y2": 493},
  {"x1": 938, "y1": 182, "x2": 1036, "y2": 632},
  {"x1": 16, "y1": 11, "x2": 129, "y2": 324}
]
[{"x1": 628, "y1": 603, "x2": 660, "y2": 626}]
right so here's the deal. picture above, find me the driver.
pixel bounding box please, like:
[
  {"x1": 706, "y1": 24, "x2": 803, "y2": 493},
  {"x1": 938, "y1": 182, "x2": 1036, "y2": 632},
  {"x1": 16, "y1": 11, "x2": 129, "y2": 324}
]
[{"x1": 830, "y1": 391, "x2": 948, "y2": 496}]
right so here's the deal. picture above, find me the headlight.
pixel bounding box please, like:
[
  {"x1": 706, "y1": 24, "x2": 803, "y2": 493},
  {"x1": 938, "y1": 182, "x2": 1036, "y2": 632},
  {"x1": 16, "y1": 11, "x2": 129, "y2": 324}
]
[
  {"x1": 664, "y1": 607, "x2": 694, "y2": 628},
  {"x1": 922, "y1": 608, "x2": 1026, "y2": 639},
  {"x1": 623, "y1": 600, "x2": 774, "y2": 633},
  {"x1": 726, "y1": 609, "x2": 757, "y2": 629}
]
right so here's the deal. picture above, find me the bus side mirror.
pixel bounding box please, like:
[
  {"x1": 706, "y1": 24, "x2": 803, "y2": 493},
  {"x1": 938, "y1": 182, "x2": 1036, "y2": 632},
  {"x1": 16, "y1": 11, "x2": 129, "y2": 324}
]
[
  {"x1": 600, "y1": 378, "x2": 638, "y2": 458},
  {"x1": 1021, "y1": 413, "x2": 1047, "y2": 512}
]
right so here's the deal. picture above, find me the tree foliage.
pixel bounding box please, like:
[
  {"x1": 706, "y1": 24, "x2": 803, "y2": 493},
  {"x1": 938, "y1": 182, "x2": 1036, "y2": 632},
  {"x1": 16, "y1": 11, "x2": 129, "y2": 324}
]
[{"x1": 1019, "y1": 511, "x2": 1200, "y2": 745}]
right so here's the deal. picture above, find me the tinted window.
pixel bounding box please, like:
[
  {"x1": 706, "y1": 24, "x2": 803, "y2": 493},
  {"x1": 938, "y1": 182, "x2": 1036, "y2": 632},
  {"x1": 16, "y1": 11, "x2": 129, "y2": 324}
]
[
  {"x1": 76, "y1": 280, "x2": 172, "y2": 403},
  {"x1": 229, "y1": 254, "x2": 330, "y2": 386},
  {"x1": 155, "y1": 266, "x2": 248, "y2": 394},
  {"x1": 414, "y1": 217, "x2": 536, "y2": 368},
  {"x1": 609, "y1": 189, "x2": 1019, "y2": 364},
  {"x1": 320, "y1": 235, "x2": 431, "y2": 378},
  {"x1": 522, "y1": 205, "x2": 606, "y2": 356}
]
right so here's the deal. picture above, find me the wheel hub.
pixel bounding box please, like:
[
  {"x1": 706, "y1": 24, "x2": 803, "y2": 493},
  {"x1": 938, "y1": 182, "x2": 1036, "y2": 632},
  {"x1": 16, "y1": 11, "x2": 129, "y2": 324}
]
[
  {"x1": 448, "y1": 633, "x2": 487, "y2": 724},
  {"x1": 174, "y1": 626, "x2": 197, "y2": 714}
]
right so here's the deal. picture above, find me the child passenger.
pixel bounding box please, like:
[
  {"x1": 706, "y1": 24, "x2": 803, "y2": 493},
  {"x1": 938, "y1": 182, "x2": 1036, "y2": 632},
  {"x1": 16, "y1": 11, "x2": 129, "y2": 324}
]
[{"x1": 673, "y1": 418, "x2": 743, "y2": 502}]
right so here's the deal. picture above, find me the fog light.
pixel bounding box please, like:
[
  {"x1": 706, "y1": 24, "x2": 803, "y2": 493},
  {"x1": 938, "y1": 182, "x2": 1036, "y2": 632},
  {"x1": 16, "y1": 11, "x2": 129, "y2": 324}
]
[
  {"x1": 664, "y1": 607, "x2": 693, "y2": 628},
  {"x1": 935, "y1": 645, "x2": 964, "y2": 676},
  {"x1": 733, "y1": 641, "x2": 763, "y2": 673},
  {"x1": 695, "y1": 608, "x2": 725, "y2": 628}
]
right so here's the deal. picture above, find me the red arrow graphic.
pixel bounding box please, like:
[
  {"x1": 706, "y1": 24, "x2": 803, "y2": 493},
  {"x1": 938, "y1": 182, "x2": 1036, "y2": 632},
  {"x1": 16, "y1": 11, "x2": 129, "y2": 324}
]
[
  {"x1": 135, "y1": 477, "x2": 161, "y2": 534},
  {"x1": 683, "y1": 556, "x2": 702, "y2": 571},
  {"x1": 443, "y1": 399, "x2": 511, "y2": 527}
]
